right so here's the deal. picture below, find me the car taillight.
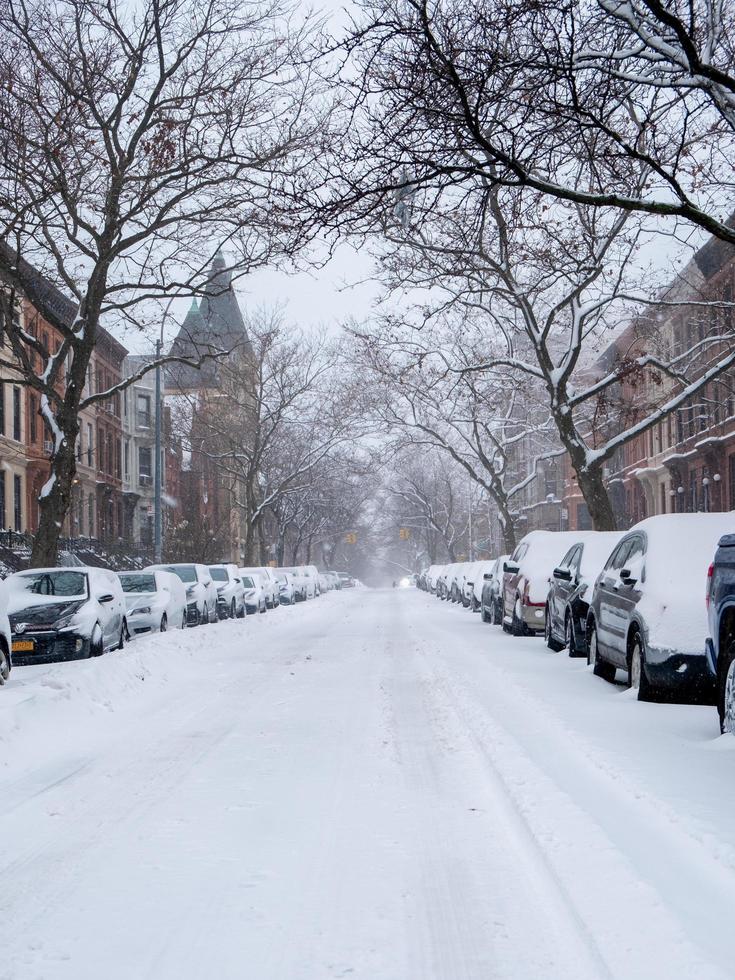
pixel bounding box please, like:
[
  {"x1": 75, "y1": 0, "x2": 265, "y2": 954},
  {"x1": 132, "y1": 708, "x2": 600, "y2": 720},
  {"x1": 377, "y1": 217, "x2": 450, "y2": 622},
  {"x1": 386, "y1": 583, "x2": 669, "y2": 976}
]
[
  {"x1": 522, "y1": 579, "x2": 530, "y2": 605},
  {"x1": 706, "y1": 562, "x2": 714, "y2": 610}
]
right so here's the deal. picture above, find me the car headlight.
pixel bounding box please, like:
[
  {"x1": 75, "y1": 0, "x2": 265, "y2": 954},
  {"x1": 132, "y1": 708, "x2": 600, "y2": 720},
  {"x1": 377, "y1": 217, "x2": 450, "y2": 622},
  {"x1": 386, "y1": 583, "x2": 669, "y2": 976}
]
[
  {"x1": 56, "y1": 613, "x2": 78, "y2": 630},
  {"x1": 134, "y1": 606, "x2": 152, "y2": 616}
]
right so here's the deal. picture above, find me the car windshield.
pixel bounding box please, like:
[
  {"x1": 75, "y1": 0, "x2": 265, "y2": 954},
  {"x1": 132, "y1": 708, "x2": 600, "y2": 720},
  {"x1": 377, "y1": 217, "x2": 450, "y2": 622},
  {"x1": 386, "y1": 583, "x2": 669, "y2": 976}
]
[
  {"x1": 15, "y1": 570, "x2": 88, "y2": 599},
  {"x1": 241, "y1": 576, "x2": 255, "y2": 588},
  {"x1": 209, "y1": 568, "x2": 229, "y2": 582},
  {"x1": 166, "y1": 565, "x2": 197, "y2": 583},
  {"x1": 119, "y1": 574, "x2": 156, "y2": 594}
]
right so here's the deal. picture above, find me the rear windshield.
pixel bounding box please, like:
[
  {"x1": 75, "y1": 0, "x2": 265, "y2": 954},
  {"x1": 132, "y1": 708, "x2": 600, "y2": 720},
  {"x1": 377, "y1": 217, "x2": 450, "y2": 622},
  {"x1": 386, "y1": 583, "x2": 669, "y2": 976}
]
[
  {"x1": 119, "y1": 574, "x2": 156, "y2": 593},
  {"x1": 209, "y1": 568, "x2": 228, "y2": 582},
  {"x1": 241, "y1": 576, "x2": 255, "y2": 588},
  {"x1": 165, "y1": 565, "x2": 196, "y2": 583},
  {"x1": 14, "y1": 570, "x2": 88, "y2": 599}
]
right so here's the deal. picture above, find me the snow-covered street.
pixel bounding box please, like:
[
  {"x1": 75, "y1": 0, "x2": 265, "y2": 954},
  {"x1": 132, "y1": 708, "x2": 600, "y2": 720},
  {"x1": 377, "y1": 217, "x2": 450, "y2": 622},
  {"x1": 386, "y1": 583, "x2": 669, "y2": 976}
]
[{"x1": 2, "y1": 587, "x2": 734, "y2": 980}]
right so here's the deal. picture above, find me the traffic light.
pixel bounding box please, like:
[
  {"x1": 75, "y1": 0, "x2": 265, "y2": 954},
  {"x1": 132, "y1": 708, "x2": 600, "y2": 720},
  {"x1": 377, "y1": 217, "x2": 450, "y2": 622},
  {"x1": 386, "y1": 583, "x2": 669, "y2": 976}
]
[
  {"x1": 345, "y1": 532, "x2": 357, "y2": 545},
  {"x1": 399, "y1": 527, "x2": 411, "y2": 540}
]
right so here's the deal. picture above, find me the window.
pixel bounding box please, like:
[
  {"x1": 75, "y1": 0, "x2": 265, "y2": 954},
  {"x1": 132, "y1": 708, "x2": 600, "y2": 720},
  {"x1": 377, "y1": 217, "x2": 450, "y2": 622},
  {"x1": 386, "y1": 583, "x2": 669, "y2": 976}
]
[
  {"x1": 77, "y1": 491, "x2": 84, "y2": 535},
  {"x1": 0, "y1": 470, "x2": 6, "y2": 528},
  {"x1": 88, "y1": 495, "x2": 95, "y2": 537},
  {"x1": 30, "y1": 394, "x2": 37, "y2": 443},
  {"x1": 138, "y1": 445, "x2": 152, "y2": 483},
  {"x1": 13, "y1": 474, "x2": 21, "y2": 531},
  {"x1": 87, "y1": 422, "x2": 93, "y2": 466},
  {"x1": 136, "y1": 392, "x2": 151, "y2": 429},
  {"x1": 660, "y1": 483, "x2": 667, "y2": 515},
  {"x1": 106, "y1": 431, "x2": 113, "y2": 475},
  {"x1": 12, "y1": 386, "x2": 21, "y2": 441},
  {"x1": 0, "y1": 382, "x2": 4, "y2": 436},
  {"x1": 124, "y1": 439, "x2": 130, "y2": 481},
  {"x1": 115, "y1": 438, "x2": 121, "y2": 479},
  {"x1": 689, "y1": 471, "x2": 698, "y2": 513},
  {"x1": 97, "y1": 425, "x2": 105, "y2": 471},
  {"x1": 123, "y1": 388, "x2": 128, "y2": 418}
]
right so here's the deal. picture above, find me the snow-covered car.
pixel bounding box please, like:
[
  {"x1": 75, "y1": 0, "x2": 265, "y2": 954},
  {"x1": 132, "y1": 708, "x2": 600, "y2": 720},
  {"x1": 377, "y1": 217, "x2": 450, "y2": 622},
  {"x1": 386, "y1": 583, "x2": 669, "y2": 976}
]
[
  {"x1": 148, "y1": 563, "x2": 217, "y2": 626},
  {"x1": 274, "y1": 570, "x2": 296, "y2": 604},
  {"x1": 545, "y1": 532, "x2": 623, "y2": 657},
  {"x1": 327, "y1": 570, "x2": 342, "y2": 590},
  {"x1": 239, "y1": 566, "x2": 280, "y2": 608},
  {"x1": 239, "y1": 571, "x2": 268, "y2": 614},
  {"x1": 502, "y1": 531, "x2": 588, "y2": 635},
  {"x1": 586, "y1": 514, "x2": 734, "y2": 699},
  {"x1": 0, "y1": 577, "x2": 12, "y2": 684},
  {"x1": 280, "y1": 566, "x2": 308, "y2": 600},
  {"x1": 301, "y1": 565, "x2": 319, "y2": 598},
  {"x1": 209, "y1": 564, "x2": 245, "y2": 619},
  {"x1": 7, "y1": 566, "x2": 127, "y2": 664},
  {"x1": 462, "y1": 561, "x2": 487, "y2": 609},
  {"x1": 337, "y1": 571, "x2": 355, "y2": 589},
  {"x1": 480, "y1": 555, "x2": 508, "y2": 625},
  {"x1": 120, "y1": 569, "x2": 187, "y2": 635}
]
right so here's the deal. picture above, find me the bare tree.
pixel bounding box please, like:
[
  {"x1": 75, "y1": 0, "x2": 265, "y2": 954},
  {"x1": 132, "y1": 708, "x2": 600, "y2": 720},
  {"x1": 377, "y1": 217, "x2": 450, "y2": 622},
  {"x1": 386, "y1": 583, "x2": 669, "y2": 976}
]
[
  {"x1": 0, "y1": 0, "x2": 326, "y2": 564},
  {"x1": 328, "y1": 0, "x2": 735, "y2": 245}
]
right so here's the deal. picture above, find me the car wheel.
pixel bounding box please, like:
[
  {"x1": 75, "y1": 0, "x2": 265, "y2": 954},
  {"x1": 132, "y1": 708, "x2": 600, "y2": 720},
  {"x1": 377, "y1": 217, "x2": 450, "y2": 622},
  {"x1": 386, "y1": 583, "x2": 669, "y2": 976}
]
[
  {"x1": 589, "y1": 620, "x2": 616, "y2": 683},
  {"x1": 481, "y1": 603, "x2": 490, "y2": 623},
  {"x1": 0, "y1": 642, "x2": 10, "y2": 684},
  {"x1": 90, "y1": 623, "x2": 104, "y2": 657},
  {"x1": 629, "y1": 632, "x2": 653, "y2": 701},
  {"x1": 160, "y1": 614, "x2": 168, "y2": 633},
  {"x1": 566, "y1": 613, "x2": 580, "y2": 658},
  {"x1": 545, "y1": 606, "x2": 564, "y2": 651},
  {"x1": 182, "y1": 612, "x2": 187, "y2": 629},
  {"x1": 230, "y1": 598, "x2": 236, "y2": 619},
  {"x1": 117, "y1": 621, "x2": 126, "y2": 650},
  {"x1": 718, "y1": 640, "x2": 735, "y2": 734},
  {"x1": 511, "y1": 597, "x2": 525, "y2": 637}
]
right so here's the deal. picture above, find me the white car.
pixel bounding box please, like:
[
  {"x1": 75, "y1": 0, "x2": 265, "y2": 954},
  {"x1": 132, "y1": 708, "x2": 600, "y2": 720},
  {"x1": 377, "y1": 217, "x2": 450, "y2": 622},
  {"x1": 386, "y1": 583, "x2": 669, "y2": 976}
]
[
  {"x1": 274, "y1": 570, "x2": 296, "y2": 605},
  {"x1": 147, "y1": 563, "x2": 217, "y2": 626},
  {"x1": 239, "y1": 571, "x2": 268, "y2": 614},
  {"x1": 209, "y1": 564, "x2": 245, "y2": 619},
  {"x1": 304, "y1": 564, "x2": 320, "y2": 597},
  {"x1": 119, "y1": 569, "x2": 187, "y2": 635},
  {"x1": 0, "y1": 577, "x2": 12, "y2": 684},
  {"x1": 239, "y1": 566, "x2": 280, "y2": 608},
  {"x1": 280, "y1": 566, "x2": 308, "y2": 601},
  {"x1": 6, "y1": 566, "x2": 127, "y2": 663}
]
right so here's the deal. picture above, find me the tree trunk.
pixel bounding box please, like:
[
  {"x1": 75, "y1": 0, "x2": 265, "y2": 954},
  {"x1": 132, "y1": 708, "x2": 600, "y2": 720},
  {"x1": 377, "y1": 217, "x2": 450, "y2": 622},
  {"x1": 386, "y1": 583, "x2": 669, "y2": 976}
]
[
  {"x1": 575, "y1": 462, "x2": 618, "y2": 531},
  {"x1": 495, "y1": 494, "x2": 517, "y2": 554},
  {"x1": 31, "y1": 422, "x2": 78, "y2": 567}
]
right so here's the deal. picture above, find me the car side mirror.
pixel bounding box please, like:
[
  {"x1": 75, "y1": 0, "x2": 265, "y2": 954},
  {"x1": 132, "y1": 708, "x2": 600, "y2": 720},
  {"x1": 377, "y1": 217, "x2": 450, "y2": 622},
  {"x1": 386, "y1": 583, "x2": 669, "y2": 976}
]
[
  {"x1": 503, "y1": 561, "x2": 519, "y2": 574},
  {"x1": 619, "y1": 568, "x2": 637, "y2": 585},
  {"x1": 483, "y1": 573, "x2": 492, "y2": 580},
  {"x1": 553, "y1": 567, "x2": 572, "y2": 582},
  {"x1": 97, "y1": 593, "x2": 114, "y2": 603}
]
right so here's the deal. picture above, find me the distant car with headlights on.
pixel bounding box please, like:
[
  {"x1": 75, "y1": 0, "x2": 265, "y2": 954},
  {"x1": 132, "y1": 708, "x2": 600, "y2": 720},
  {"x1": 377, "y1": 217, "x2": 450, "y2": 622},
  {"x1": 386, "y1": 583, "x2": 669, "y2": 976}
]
[
  {"x1": 7, "y1": 566, "x2": 127, "y2": 664},
  {"x1": 239, "y1": 571, "x2": 268, "y2": 614},
  {"x1": 119, "y1": 569, "x2": 187, "y2": 635},
  {"x1": 209, "y1": 563, "x2": 245, "y2": 619},
  {"x1": 147, "y1": 563, "x2": 217, "y2": 626}
]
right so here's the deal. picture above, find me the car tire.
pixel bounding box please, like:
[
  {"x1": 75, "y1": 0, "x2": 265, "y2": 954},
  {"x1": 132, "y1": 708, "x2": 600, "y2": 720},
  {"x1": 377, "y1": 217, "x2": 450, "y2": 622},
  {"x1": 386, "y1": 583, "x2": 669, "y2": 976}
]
[
  {"x1": 0, "y1": 641, "x2": 10, "y2": 684},
  {"x1": 481, "y1": 604, "x2": 490, "y2": 623},
  {"x1": 629, "y1": 632, "x2": 653, "y2": 701},
  {"x1": 230, "y1": 598, "x2": 236, "y2": 619},
  {"x1": 160, "y1": 614, "x2": 168, "y2": 633},
  {"x1": 90, "y1": 623, "x2": 104, "y2": 657},
  {"x1": 117, "y1": 622, "x2": 126, "y2": 651},
  {"x1": 566, "y1": 613, "x2": 580, "y2": 658},
  {"x1": 545, "y1": 606, "x2": 564, "y2": 651},
  {"x1": 181, "y1": 612, "x2": 187, "y2": 629},
  {"x1": 511, "y1": 597, "x2": 525, "y2": 637},
  {"x1": 718, "y1": 640, "x2": 735, "y2": 734},
  {"x1": 588, "y1": 620, "x2": 616, "y2": 683}
]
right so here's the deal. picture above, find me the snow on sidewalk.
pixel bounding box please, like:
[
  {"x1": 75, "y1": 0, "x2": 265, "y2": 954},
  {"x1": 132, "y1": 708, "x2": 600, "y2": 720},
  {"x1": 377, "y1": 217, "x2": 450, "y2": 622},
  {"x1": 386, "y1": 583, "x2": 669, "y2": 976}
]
[{"x1": 0, "y1": 588, "x2": 732, "y2": 979}]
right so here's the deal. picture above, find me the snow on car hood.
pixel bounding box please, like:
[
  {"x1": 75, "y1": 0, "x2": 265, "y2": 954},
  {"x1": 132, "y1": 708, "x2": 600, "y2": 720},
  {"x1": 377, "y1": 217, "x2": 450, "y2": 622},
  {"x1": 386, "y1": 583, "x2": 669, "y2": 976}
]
[
  {"x1": 8, "y1": 599, "x2": 85, "y2": 629},
  {"x1": 632, "y1": 514, "x2": 735, "y2": 653},
  {"x1": 124, "y1": 592, "x2": 160, "y2": 613}
]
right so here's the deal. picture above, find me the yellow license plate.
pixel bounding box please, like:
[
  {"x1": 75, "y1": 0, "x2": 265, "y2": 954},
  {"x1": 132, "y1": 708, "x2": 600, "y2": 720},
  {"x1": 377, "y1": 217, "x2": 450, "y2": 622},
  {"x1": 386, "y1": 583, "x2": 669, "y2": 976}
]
[{"x1": 12, "y1": 640, "x2": 34, "y2": 652}]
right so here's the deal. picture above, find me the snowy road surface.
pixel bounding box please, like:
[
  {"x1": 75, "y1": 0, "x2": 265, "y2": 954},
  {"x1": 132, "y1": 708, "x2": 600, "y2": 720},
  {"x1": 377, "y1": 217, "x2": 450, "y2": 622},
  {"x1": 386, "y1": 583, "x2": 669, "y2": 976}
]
[{"x1": 2, "y1": 588, "x2": 735, "y2": 980}]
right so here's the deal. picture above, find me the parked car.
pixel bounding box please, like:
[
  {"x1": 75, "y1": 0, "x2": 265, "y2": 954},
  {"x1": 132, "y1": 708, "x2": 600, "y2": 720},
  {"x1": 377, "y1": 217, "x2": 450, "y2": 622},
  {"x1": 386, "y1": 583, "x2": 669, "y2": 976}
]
[
  {"x1": 502, "y1": 531, "x2": 584, "y2": 635},
  {"x1": 274, "y1": 570, "x2": 296, "y2": 604},
  {"x1": 280, "y1": 566, "x2": 309, "y2": 601},
  {"x1": 239, "y1": 571, "x2": 268, "y2": 614},
  {"x1": 469, "y1": 561, "x2": 494, "y2": 611},
  {"x1": 545, "y1": 532, "x2": 623, "y2": 656},
  {"x1": 303, "y1": 565, "x2": 320, "y2": 597},
  {"x1": 327, "y1": 570, "x2": 342, "y2": 590},
  {"x1": 587, "y1": 513, "x2": 734, "y2": 699},
  {"x1": 7, "y1": 566, "x2": 127, "y2": 664},
  {"x1": 707, "y1": 533, "x2": 735, "y2": 732},
  {"x1": 337, "y1": 571, "x2": 355, "y2": 589},
  {"x1": 480, "y1": 555, "x2": 508, "y2": 625},
  {"x1": 0, "y1": 578, "x2": 12, "y2": 684},
  {"x1": 120, "y1": 569, "x2": 187, "y2": 635},
  {"x1": 148, "y1": 563, "x2": 217, "y2": 626},
  {"x1": 209, "y1": 564, "x2": 245, "y2": 619},
  {"x1": 239, "y1": 566, "x2": 279, "y2": 608}
]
